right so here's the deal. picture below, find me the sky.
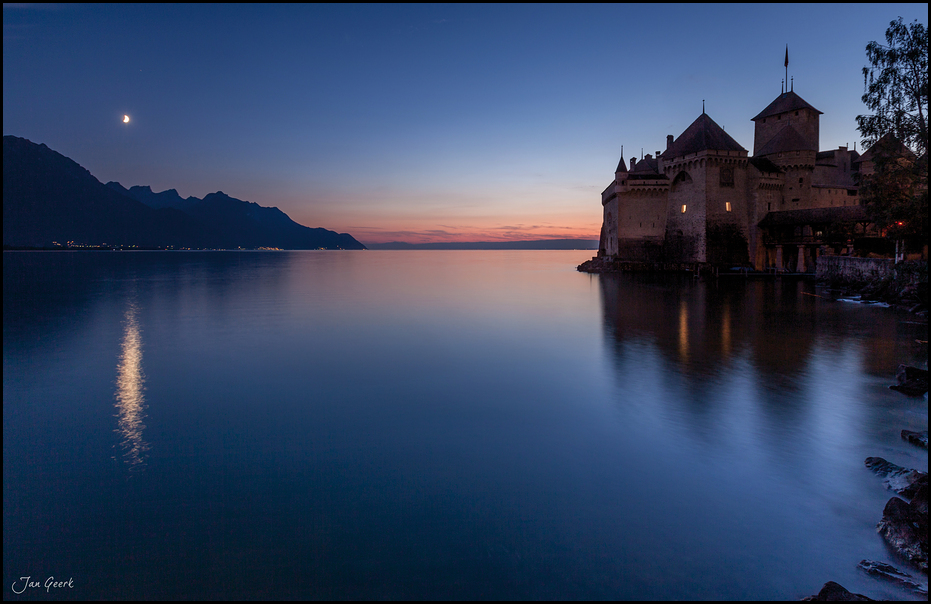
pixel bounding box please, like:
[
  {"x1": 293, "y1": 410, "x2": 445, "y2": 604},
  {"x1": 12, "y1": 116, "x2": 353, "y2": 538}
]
[{"x1": 3, "y1": 4, "x2": 927, "y2": 245}]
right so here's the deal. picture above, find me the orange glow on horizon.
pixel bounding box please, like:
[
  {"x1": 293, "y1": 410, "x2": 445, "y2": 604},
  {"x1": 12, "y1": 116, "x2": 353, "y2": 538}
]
[
  {"x1": 347, "y1": 225, "x2": 602, "y2": 245},
  {"x1": 290, "y1": 205, "x2": 601, "y2": 245}
]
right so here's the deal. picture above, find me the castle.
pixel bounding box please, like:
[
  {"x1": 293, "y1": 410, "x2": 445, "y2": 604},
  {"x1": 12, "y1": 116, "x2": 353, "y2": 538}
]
[{"x1": 597, "y1": 85, "x2": 873, "y2": 271}]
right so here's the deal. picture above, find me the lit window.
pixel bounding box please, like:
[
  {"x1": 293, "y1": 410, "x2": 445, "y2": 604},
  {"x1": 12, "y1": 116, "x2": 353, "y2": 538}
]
[
  {"x1": 681, "y1": 205, "x2": 687, "y2": 213},
  {"x1": 725, "y1": 202, "x2": 732, "y2": 212}
]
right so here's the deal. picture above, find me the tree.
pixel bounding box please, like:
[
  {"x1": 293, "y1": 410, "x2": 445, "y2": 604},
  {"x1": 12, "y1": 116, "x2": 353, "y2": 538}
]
[
  {"x1": 858, "y1": 135, "x2": 927, "y2": 240},
  {"x1": 856, "y1": 17, "x2": 928, "y2": 157}
]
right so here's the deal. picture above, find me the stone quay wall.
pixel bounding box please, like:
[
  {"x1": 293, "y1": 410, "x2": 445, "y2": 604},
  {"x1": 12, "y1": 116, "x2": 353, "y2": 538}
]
[{"x1": 816, "y1": 256, "x2": 894, "y2": 284}]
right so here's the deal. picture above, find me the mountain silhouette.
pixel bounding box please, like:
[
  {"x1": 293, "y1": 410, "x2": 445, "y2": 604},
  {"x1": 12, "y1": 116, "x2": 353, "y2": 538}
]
[
  {"x1": 3, "y1": 136, "x2": 365, "y2": 250},
  {"x1": 108, "y1": 183, "x2": 364, "y2": 250}
]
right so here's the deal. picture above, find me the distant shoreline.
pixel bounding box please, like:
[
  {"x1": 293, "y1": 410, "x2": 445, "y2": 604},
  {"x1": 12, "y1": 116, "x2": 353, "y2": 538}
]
[{"x1": 364, "y1": 239, "x2": 598, "y2": 251}]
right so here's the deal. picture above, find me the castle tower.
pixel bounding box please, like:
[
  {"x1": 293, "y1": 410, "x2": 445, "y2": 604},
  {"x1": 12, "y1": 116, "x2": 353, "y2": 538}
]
[
  {"x1": 661, "y1": 112, "x2": 749, "y2": 264},
  {"x1": 751, "y1": 90, "x2": 821, "y2": 156},
  {"x1": 752, "y1": 90, "x2": 822, "y2": 209}
]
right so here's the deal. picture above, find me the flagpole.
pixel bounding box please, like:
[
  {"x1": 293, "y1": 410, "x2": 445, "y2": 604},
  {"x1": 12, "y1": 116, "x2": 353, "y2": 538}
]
[{"x1": 784, "y1": 45, "x2": 788, "y2": 94}]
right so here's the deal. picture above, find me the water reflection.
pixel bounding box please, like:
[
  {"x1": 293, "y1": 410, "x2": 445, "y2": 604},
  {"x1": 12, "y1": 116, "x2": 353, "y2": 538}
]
[
  {"x1": 678, "y1": 298, "x2": 689, "y2": 362},
  {"x1": 115, "y1": 299, "x2": 148, "y2": 470},
  {"x1": 597, "y1": 272, "x2": 925, "y2": 438}
]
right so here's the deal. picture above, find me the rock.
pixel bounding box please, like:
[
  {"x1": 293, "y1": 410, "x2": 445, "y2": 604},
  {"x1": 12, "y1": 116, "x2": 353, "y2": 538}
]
[
  {"x1": 876, "y1": 484, "x2": 928, "y2": 573},
  {"x1": 913, "y1": 482, "x2": 929, "y2": 516},
  {"x1": 857, "y1": 560, "x2": 927, "y2": 596},
  {"x1": 864, "y1": 457, "x2": 928, "y2": 498},
  {"x1": 801, "y1": 581, "x2": 873, "y2": 601},
  {"x1": 889, "y1": 365, "x2": 929, "y2": 396},
  {"x1": 901, "y1": 429, "x2": 929, "y2": 449}
]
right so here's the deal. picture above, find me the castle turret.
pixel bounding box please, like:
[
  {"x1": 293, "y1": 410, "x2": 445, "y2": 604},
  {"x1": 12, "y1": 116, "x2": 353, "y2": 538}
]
[{"x1": 615, "y1": 148, "x2": 627, "y2": 178}]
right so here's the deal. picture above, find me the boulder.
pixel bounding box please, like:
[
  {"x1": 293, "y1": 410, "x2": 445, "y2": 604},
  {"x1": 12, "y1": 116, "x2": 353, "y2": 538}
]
[
  {"x1": 876, "y1": 484, "x2": 928, "y2": 573},
  {"x1": 889, "y1": 365, "x2": 928, "y2": 396},
  {"x1": 864, "y1": 457, "x2": 928, "y2": 498},
  {"x1": 801, "y1": 581, "x2": 873, "y2": 601},
  {"x1": 857, "y1": 560, "x2": 927, "y2": 596},
  {"x1": 901, "y1": 429, "x2": 929, "y2": 449}
]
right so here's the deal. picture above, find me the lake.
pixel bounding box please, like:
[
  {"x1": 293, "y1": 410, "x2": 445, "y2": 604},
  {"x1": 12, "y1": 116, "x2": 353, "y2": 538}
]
[{"x1": 3, "y1": 250, "x2": 927, "y2": 600}]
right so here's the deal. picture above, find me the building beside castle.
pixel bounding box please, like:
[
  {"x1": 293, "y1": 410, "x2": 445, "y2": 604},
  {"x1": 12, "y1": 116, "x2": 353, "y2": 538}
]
[{"x1": 598, "y1": 86, "x2": 875, "y2": 271}]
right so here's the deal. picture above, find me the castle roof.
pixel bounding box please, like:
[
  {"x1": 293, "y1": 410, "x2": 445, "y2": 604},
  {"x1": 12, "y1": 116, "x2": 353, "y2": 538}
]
[
  {"x1": 615, "y1": 154, "x2": 627, "y2": 173},
  {"x1": 752, "y1": 90, "x2": 822, "y2": 121},
  {"x1": 631, "y1": 155, "x2": 660, "y2": 174},
  {"x1": 661, "y1": 113, "x2": 746, "y2": 160},
  {"x1": 754, "y1": 124, "x2": 813, "y2": 156},
  {"x1": 854, "y1": 132, "x2": 916, "y2": 164}
]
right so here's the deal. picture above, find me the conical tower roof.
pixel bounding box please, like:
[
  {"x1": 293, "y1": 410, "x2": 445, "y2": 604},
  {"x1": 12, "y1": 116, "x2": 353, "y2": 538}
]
[
  {"x1": 752, "y1": 90, "x2": 822, "y2": 121},
  {"x1": 662, "y1": 113, "x2": 746, "y2": 160}
]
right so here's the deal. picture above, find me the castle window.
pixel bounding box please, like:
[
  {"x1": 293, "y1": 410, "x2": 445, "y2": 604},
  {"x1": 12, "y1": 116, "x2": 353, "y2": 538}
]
[
  {"x1": 720, "y1": 166, "x2": 734, "y2": 188},
  {"x1": 681, "y1": 205, "x2": 687, "y2": 213},
  {"x1": 799, "y1": 177, "x2": 803, "y2": 184},
  {"x1": 725, "y1": 202, "x2": 732, "y2": 212},
  {"x1": 792, "y1": 198, "x2": 800, "y2": 203}
]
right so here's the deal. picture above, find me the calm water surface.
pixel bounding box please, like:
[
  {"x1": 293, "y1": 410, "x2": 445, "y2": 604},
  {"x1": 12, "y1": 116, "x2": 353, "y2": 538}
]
[{"x1": 3, "y1": 250, "x2": 927, "y2": 600}]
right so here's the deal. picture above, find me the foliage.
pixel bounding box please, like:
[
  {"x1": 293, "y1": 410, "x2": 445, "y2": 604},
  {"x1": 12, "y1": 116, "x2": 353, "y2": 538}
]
[
  {"x1": 856, "y1": 17, "x2": 928, "y2": 157},
  {"x1": 859, "y1": 135, "x2": 927, "y2": 239}
]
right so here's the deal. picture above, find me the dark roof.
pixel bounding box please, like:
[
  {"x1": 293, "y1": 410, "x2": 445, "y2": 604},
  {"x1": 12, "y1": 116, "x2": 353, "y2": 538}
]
[
  {"x1": 749, "y1": 156, "x2": 782, "y2": 174},
  {"x1": 757, "y1": 206, "x2": 868, "y2": 227},
  {"x1": 752, "y1": 90, "x2": 822, "y2": 121},
  {"x1": 630, "y1": 155, "x2": 660, "y2": 174},
  {"x1": 661, "y1": 113, "x2": 746, "y2": 159},
  {"x1": 622, "y1": 155, "x2": 667, "y2": 180},
  {"x1": 615, "y1": 155, "x2": 627, "y2": 173},
  {"x1": 754, "y1": 124, "x2": 813, "y2": 156},
  {"x1": 816, "y1": 150, "x2": 835, "y2": 161},
  {"x1": 854, "y1": 132, "x2": 916, "y2": 164}
]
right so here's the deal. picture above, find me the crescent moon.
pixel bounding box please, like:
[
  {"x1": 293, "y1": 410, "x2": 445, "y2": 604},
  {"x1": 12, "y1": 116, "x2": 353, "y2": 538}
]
[{"x1": 123, "y1": 115, "x2": 130, "y2": 123}]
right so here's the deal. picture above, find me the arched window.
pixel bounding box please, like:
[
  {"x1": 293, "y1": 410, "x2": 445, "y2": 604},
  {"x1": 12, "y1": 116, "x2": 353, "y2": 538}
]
[
  {"x1": 672, "y1": 171, "x2": 692, "y2": 187},
  {"x1": 720, "y1": 167, "x2": 734, "y2": 188}
]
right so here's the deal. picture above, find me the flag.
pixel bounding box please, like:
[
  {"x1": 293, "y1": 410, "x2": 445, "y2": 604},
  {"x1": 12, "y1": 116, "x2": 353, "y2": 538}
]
[{"x1": 784, "y1": 45, "x2": 788, "y2": 68}]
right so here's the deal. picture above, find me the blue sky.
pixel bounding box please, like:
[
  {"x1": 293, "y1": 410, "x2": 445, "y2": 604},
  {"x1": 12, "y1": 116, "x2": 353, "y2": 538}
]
[{"x1": 4, "y1": 4, "x2": 927, "y2": 244}]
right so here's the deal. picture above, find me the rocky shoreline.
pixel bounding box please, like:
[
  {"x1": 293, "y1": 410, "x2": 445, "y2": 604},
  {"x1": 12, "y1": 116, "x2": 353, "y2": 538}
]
[
  {"x1": 579, "y1": 255, "x2": 928, "y2": 598},
  {"x1": 819, "y1": 260, "x2": 928, "y2": 318},
  {"x1": 804, "y1": 372, "x2": 928, "y2": 600}
]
